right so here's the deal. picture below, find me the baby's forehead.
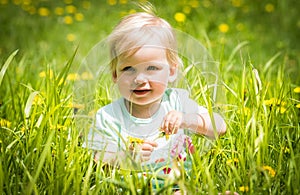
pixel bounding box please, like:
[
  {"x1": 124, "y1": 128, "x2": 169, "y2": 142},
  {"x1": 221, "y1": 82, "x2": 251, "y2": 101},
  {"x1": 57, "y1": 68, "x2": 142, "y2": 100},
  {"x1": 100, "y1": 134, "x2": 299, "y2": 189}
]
[{"x1": 118, "y1": 46, "x2": 169, "y2": 65}]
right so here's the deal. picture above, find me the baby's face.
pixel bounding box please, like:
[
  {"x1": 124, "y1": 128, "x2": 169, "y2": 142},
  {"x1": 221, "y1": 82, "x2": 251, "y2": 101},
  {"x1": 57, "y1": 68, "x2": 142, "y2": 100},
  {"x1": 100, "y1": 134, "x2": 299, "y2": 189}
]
[{"x1": 114, "y1": 46, "x2": 176, "y2": 106}]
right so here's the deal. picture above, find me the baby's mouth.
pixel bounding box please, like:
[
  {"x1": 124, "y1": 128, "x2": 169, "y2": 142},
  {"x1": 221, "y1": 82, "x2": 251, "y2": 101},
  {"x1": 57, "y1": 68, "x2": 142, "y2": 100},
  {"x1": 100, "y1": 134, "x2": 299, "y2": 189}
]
[{"x1": 132, "y1": 89, "x2": 151, "y2": 95}]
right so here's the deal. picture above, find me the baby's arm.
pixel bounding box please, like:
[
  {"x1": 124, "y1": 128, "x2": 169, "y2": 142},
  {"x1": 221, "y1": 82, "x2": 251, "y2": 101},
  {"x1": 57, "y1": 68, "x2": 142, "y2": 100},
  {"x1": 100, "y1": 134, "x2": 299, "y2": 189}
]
[{"x1": 161, "y1": 110, "x2": 226, "y2": 139}]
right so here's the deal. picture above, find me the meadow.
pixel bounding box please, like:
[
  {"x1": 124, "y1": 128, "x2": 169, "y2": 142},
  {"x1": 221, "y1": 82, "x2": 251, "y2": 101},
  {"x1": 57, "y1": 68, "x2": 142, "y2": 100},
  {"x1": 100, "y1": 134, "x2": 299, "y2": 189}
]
[{"x1": 0, "y1": 0, "x2": 299, "y2": 194}]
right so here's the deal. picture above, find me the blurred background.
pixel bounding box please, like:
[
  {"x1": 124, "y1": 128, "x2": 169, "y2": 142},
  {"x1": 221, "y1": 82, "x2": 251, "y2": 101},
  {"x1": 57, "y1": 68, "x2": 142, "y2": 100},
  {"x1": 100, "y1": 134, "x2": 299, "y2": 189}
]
[{"x1": 0, "y1": 0, "x2": 299, "y2": 81}]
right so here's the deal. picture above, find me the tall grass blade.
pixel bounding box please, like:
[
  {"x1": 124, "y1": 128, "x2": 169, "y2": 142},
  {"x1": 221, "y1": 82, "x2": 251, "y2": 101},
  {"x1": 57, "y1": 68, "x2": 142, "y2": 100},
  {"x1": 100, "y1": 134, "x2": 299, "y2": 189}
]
[{"x1": 0, "y1": 50, "x2": 18, "y2": 86}]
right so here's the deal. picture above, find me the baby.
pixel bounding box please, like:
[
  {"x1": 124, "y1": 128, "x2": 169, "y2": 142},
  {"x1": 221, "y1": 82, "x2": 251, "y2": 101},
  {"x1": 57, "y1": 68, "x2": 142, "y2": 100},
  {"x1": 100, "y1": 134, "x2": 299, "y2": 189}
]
[{"x1": 83, "y1": 10, "x2": 226, "y2": 192}]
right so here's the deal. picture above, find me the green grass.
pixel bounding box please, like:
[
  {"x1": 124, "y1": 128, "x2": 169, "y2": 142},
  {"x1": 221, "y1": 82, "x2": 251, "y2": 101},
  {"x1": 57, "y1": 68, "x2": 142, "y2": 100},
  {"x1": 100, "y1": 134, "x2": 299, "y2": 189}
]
[{"x1": 0, "y1": 0, "x2": 299, "y2": 194}]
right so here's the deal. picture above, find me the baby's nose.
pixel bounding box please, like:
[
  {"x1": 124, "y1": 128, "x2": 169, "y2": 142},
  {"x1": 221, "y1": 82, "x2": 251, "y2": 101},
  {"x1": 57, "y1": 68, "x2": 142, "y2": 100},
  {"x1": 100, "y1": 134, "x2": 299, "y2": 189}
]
[{"x1": 134, "y1": 73, "x2": 148, "y2": 84}]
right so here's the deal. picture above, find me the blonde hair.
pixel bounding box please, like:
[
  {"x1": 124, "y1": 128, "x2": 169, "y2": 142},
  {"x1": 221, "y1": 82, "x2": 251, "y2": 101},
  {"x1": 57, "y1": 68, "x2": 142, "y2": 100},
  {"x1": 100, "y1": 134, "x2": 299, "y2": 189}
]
[{"x1": 107, "y1": 11, "x2": 181, "y2": 78}]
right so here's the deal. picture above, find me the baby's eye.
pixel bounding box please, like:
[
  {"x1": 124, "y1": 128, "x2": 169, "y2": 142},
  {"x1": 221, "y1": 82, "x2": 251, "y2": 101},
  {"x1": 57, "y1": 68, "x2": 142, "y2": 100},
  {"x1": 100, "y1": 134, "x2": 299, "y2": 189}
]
[
  {"x1": 147, "y1": 65, "x2": 159, "y2": 71},
  {"x1": 122, "y1": 66, "x2": 135, "y2": 72}
]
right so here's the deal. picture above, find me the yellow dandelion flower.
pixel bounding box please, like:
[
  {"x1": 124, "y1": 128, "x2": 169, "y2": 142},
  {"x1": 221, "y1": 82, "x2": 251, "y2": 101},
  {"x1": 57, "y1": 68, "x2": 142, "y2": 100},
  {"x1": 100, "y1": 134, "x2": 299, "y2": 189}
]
[
  {"x1": 0, "y1": 118, "x2": 11, "y2": 128},
  {"x1": 119, "y1": 0, "x2": 127, "y2": 4},
  {"x1": 32, "y1": 95, "x2": 44, "y2": 105},
  {"x1": 54, "y1": 7, "x2": 64, "y2": 15},
  {"x1": 64, "y1": 16, "x2": 73, "y2": 24},
  {"x1": 232, "y1": 0, "x2": 242, "y2": 7},
  {"x1": 81, "y1": 71, "x2": 94, "y2": 80},
  {"x1": 296, "y1": 104, "x2": 300, "y2": 108},
  {"x1": 0, "y1": 0, "x2": 8, "y2": 5},
  {"x1": 107, "y1": 0, "x2": 117, "y2": 6},
  {"x1": 75, "y1": 13, "x2": 84, "y2": 21},
  {"x1": 65, "y1": 5, "x2": 76, "y2": 14},
  {"x1": 282, "y1": 146, "x2": 290, "y2": 154},
  {"x1": 39, "y1": 70, "x2": 53, "y2": 79},
  {"x1": 66, "y1": 33, "x2": 76, "y2": 42},
  {"x1": 174, "y1": 12, "x2": 186, "y2": 23},
  {"x1": 218, "y1": 23, "x2": 229, "y2": 33},
  {"x1": 38, "y1": 7, "x2": 50, "y2": 17},
  {"x1": 50, "y1": 124, "x2": 67, "y2": 131},
  {"x1": 128, "y1": 9, "x2": 136, "y2": 14},
  {"x1": 128, "y1": 136, "x2": 144, "y2": 144},
  {"x1": 226, "y1": 158, "x2": 239, "y2": 165},
  {"x1": 183, "y1": 6, "x2": 191, "y2": 14},
  {"x1": 264, "y1": 98, "x2": 286, "y2": 106},
  {"x1": 262, "y1": 165, "x2": 276, "y2": 177},
  {"x1": 20, "y1": 126, "x2": 26, "y2": 133},
  {"x1": 28, "y1": 6, "x2": 36, "y2": 15},
  {"x1": 277, "y1": 107, "x2": 286, "y2": 114},
  {"x1": 265, "y1": 3, "x2": 274, "y2": 13},
  {"x1": 239, "y1": 186, "x2": 249, "y2": 192},
  {"x1": 189, "y1": 0, "x2": 199, "y2": 8},
  {"x1": 67, "y1": 73, "x2": 80, "y2": 81},
  {"x1": 82, "y1": 1, "x2": 91, "y2": 9},
  {"x1": 13, "y1": 0, "x2": 21, "y2": 5},
  {"x1": 67, "y1": 102, "x2": 85, "y2": 109},
  {"x1": 64, "y1": 0, "x2": 72, "y2": 4},
  {"x1": 23, "y1": 0, "x2": 31, "y2": 5},
  {"x1": 293, "y1": 87, "x2": 300, "y2": 93}
]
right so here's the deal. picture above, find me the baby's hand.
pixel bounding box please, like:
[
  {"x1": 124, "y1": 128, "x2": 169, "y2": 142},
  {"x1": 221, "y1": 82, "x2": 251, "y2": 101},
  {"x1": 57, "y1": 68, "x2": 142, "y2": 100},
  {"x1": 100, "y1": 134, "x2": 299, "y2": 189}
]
[
  {"x1": 129, "y1": 140, "x2": 157, "y2": 162},
  {"x1": 161, "y1": 110, "x2": 183, "y2": 135}
]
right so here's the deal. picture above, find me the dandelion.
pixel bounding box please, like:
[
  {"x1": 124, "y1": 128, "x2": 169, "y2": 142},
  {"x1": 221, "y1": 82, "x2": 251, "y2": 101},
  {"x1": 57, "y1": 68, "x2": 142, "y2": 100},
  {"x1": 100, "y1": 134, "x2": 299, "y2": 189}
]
[
  {"x1": 67, "y1": 102, "x2": 85, "y2": 109},
  {"x1": 239, "y1": 186, "x2": 249, "y2": 192},
  {"x1": 82, "y1": 1, "x2": 91, "y2": 9},
  {"x1": 64, "y1": 16, "x2": 73, "y2": 24},
  {"x1": 263, "y1": 98, "x2": 286, "y2": 106},
  {"x1": 0, "y1": 118, "x2": 11, "y2": 128},
  {"x1": 265, "y1": 3, "x2": 274, "y2": 13},
  {"x1": 262, "y1": 165, "x2": 276, "y2": 177},
  {"x1": 39, "y1": 70, "x2": 53, "y2": 79},
  {"x1": 218, "y1": 23, "x2": 229, "y2": 33},
  {"x1": 65, "y1": 5, "x2": 76, "y2": 14},
  {"x1": 226, "y1": 158, "x2": 239, "y2": 166},
  {"x1": 293, "y1": 87, "x2": 300, "y2": 93},
  {"x1": 277, "y1": 106, "x2": 286, "y2": 114},
  {"x1": 66, "y1": 33, "x2": 76, "y2": 42},
  {"x1": 128, "y1": 9, "x2": 136, "y2": 14},
  {"x1": 189, "y1": 0, "x2": 199, "y2": 8},
  {"x1": 183, "y1": 6, "x2": 191, "y2": 14},
  {"x1": 28, "y1": 6, "x2": 36, "y2": 15},
  {"x1": 0, "y1": 0, "x2": 8, "y2": 5},
  {"x1": 174, "y1": 12, "x2": 186, "y2": 23},
  {"x1": 54, "y1": 7, "x2": 64, "y2": 16},
  {"x1": 81, "y1": 71, "x2": 94, "y2": 80},
  {"x1": 32, "y1": 95, "x2": 44, "y2": 105},
  {"x1": 282, "y1": 146, "x2": 290, "y2": 154},
  {"x1": 50, "y1": 124, "x2": 67, "y2": 131},
  {"x1": 38, "y1": 7, "x2": 50, "y2": 17},
  {"x1": 67, "y1": 73, "x2": 80, "y2": 81},
  {"x1": 64, "y1": 0, "x2": 72, "y2": 4},
  {"x1": 75, "y1": 13, "x2": 84, "y2": 21},
  {"x1": 119, "y1": 0, "x2": 127, "y2": 4},
  {"x1": 13, "y1": 0, "x2": 21, "y2": 5},
  {"x1": 232, "y1": 0, "x2": 242, "y2": 7},
  {"x1": 107, "y1": 0, "x2": 117, "y2": 6},
  {"x1": 23, "y1": 0, "x2": 31, "y2": 5},
  {"x1": 296, "y1": 104, "x2": 300, "y2": 108},
  {"x1": 128, "y1": 136, "x2": 144, "y2": 148}
]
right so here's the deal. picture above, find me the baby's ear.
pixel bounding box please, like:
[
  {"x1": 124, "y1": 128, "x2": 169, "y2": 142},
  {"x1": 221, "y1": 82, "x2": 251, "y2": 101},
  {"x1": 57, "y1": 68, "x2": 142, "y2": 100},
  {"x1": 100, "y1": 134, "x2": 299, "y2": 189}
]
[{"x1": 168, "y1": 66, "x2": 177, "y2": 82}]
